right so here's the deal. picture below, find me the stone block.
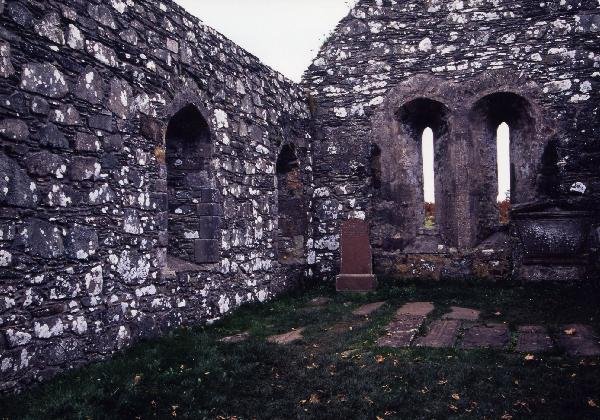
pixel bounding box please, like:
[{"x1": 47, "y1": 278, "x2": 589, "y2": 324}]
[
  {"x1": 88, "y1": 113, "x2": 114, "y2": 132},
  {"x1": 20, "y1": 63, "x2": 69, "y2": 98},
  {"x1": 108, "y1": 78, "x2": 132, "y2": 118},
  {"x1": 17, "y1": 219, "x2": 64, "y2": 258},
  {"x1": 50, "y1": 104, "x2": 81, "y2": 126},
  {"x1": 516, "y1": 325, "x2": 554, "y2": 353},
  {"x1": 69, "y1": 157, "x2": 100, "y2": 181},
  {"x1": 25, "y1": 151, "x2": 66, "y2": 178},
  {"x1": 65, "y1": 225, "x2": 99, "y2": 260},
  {"x1": 414, "y1": 320, "x2": 461, "y2": 348},
  {"x1": 198, "y1": 217, "x2": 221, "y2": 239},
  {"x1": 74, "y1": 132, "x2": 100, "y2": 152},
  {"x1": 0, "y1": 119, "x2": 28, "y2": 141},
  {"x1": 0, "y1": 42, "x2": 15, "y2": 78},
  {"x1": 194, "y1": 239, "x2": 219, "y2": 264},
  {"x1": 460, "y1": 323, "x2": 510, "y2": 349},
  {"x1": 36, "y1": 123, "x2": 69, "y2": 149},
  {"x1": 0, "y1": 153, "x2": 38, "y2": 208},
  {"x1": 75, "y1": 69, "x2": 105, "y2": 104}
]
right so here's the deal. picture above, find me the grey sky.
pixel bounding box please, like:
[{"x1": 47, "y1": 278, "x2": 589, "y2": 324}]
[{"x1": 174, "y1": 0, "x2": 356, "y2": 82}]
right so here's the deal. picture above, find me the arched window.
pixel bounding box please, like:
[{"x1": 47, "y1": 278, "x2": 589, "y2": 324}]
[
  {"x1": 469, "y1": 92, "x2": 535, "y2": 241},
  {"x1": 422, "y1": 127, "x2": 435, "y2": 228},
  {"x1": 392, "y1": 98, "x2": 451, "y2": 243},
  {"x1": 165, "y1": 105, "x2": 219, "y2": 264},
  {"x1": 275, "y1": 143, "x2": 307, "y2": 265},
  {"x1": 496, "y1": 122, "x2": 511, "y2": 224}
]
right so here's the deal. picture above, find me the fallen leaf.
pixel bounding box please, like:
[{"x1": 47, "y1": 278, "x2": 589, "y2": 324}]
[
  {"x1": 449, "y1": 404, "x2": 458, "y2": 412},
  {"x1": 524, "y1": 354, "x2": 535, "y2": 361},
  {"x1": 309, "y1": 394, "x2": 320, "y2": 404},
  {"x1": 133, "y1": 374, "x2": 142, "y2": 385},
  {"x1": 589, "y1": 399, "x2": 598, "y2": 408},
  {"x1": 452, "y1": 393, "x2": 460, "y2": 401},
  {"x1": 565, "y1": 328, "x2": 577, "y2": 336},
  {"x1": 494, "y1": 311, "x2": 502, "y2": 316},
  {"x1": 500, "y1": 414, "x2": 513, "y2": 420},
  {"x1": 438, "y1": 379, "x2": 448, "y2": 385},
  {"x1": 375, "y1": 355, "x2": 385, "y2": 364}
]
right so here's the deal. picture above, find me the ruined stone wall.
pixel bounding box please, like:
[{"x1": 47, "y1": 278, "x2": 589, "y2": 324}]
[
  {"x1": 0, "y1": 0, "x2": 312, "y2": 392},
  {"x1": 304, "y1": 0, "x2": 600, "y2": 280}
]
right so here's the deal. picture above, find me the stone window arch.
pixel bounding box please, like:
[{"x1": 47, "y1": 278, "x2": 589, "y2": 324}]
[
  {"x1": 165, "y1": 104, "x2": 220, "y2": 264},
  {"x1": 275, "y1": 143, "x2": 307, "y2": 265},
  {"x1": 469, "y1": 92, "x2": 537, "y2": 241},
  {"x1": 390, "y1": 97, "x2": 453, "y2": 243}
]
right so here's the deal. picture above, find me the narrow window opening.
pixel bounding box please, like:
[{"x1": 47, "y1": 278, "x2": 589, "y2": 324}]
[
  {"x1": 276, "y1": 144, "x2": 306, "y2": 265},
  {"x1": 497, "y1": 122, "x2": 511, "y2": 224},
  {"x1": 165, "y1": 105, "x2": 219, "y2": 265},
  {"x1": 422, "y1": 127, "x2": 435, "y2": 228}
]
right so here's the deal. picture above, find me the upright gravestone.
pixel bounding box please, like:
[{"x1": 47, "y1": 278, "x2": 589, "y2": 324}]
[{"x1": 336, "y1": 218, "x2": 377, "y2": 292}]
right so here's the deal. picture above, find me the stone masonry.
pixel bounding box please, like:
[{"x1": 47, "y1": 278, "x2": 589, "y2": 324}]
[
  {"x1": 1, "y1": 0, "x2": 600, "y2": 393},
  {"x1": 304, "y1": 0, "x2": 600, "y2": 281},
  {"x1": 0, "y1": 0, "x2": 312, "y2": 392}
]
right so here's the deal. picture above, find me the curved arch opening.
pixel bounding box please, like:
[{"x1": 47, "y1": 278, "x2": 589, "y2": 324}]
[
  {"x1": 393, "y1": 98, "x2": 452, "y2": 242},
  {"x1": 165, "y1": 105, "x2": 219, "y2": 264},
  {"x1": 276, "y1": 143, "x2": 307, "y2": 265},
  {"x1": 469, "y1": 92, "x2": 535, "y2": 240}
]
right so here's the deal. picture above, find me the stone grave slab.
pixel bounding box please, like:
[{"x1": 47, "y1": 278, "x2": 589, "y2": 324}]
[
  {"x1": 414, "y1": 320, "x2": 461, "y2": 348},
  {"x1": 307, "y1": 296, "x2": 331, "y2": 307},
  {"x1": 396, "y1": 302, "x2": 435, "y2": 317},
  {"x1": 353, "y1": 301, "x2": 386, "y2": 316},
  {"x1": 377, "y1": 314, "x2": 426, "y2": 348},
  {"x1": 267, "y1": 328, "x2": 306, "y2": 345},
  {"x1": 442, "y1": 306, "x2": 481, "y2": 321},
  {"x1": 515, "y1": 325, "x2": 553, "y2": 353},
  {"x1": 556, "y1": 324, "x2": 600, "y2": 357},
  {"x1": 336, "y1": 219, "x2": 377, "y2": 292},
  {"x1": 460, "y1": 323, "x2": 509, "y2": 349},
  {"x1": 219, "y1": 332, "x2": 250, "y2": 344}
]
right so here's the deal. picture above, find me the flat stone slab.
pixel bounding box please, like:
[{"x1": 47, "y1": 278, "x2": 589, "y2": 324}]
[
  {"x1": 353, "y1": 301, "x2": 385, "y2": 316},
  {"x1": 414, "y1": 320, "x2": 461, "y2": 348},
  {"x1": 515, "y1": 326, "x2": 553, "y2": 353},
  {"x1": 460, "y1": 323, "x2": 509, "y2": 349},
  {"x1": 396, "y1": 302, "x2": 434, "y2": 317},
  {"x1": 442, "y1": 306, "x2": 481, "y2": 321},
  {"x1": 556, "y1": 324, "x2": 600, "y2": 357},
  {"x1": 307, "y1": 297, "x2": 331, "y2": 307},
  {"x1": 219, "y1": 332, "x2": 250, "y2": 344},
  {"x1": 267, "y1": 328, "x2": 306, "y2": 345},
  {"x1": 377, "y1": 314, "x2": 425, "y2": 348}
]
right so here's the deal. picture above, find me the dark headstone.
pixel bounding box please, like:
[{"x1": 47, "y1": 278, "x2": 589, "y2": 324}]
[{"x1": 336, "y1": 218, "x2": 377, "y2": 292}]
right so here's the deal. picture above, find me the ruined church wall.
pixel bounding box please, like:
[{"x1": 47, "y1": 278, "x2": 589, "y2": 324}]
[
  {"x1": 0, "y1": 0, "x2": 312, "y2": 392},
  {"x1": 304, "y1": 0, "x2": 600, "y2": 279}
]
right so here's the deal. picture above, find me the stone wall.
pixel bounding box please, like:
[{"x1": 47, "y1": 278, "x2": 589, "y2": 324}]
[
  {"x1": 0, "y1": 0, "x2": 312, "y2": 392},
  {"x1": 304, "y1": 0, "x2": 600, "y2": 281}
]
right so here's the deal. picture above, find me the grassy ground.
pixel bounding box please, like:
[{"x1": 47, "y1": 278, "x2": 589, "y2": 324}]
[{"x1": 2, "y1": 279, "x2": 600, "y2": 419}]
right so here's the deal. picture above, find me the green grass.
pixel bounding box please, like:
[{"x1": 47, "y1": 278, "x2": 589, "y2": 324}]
[{"x1": 2, "y1": 279, "x2": 600, "y2": 419}]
